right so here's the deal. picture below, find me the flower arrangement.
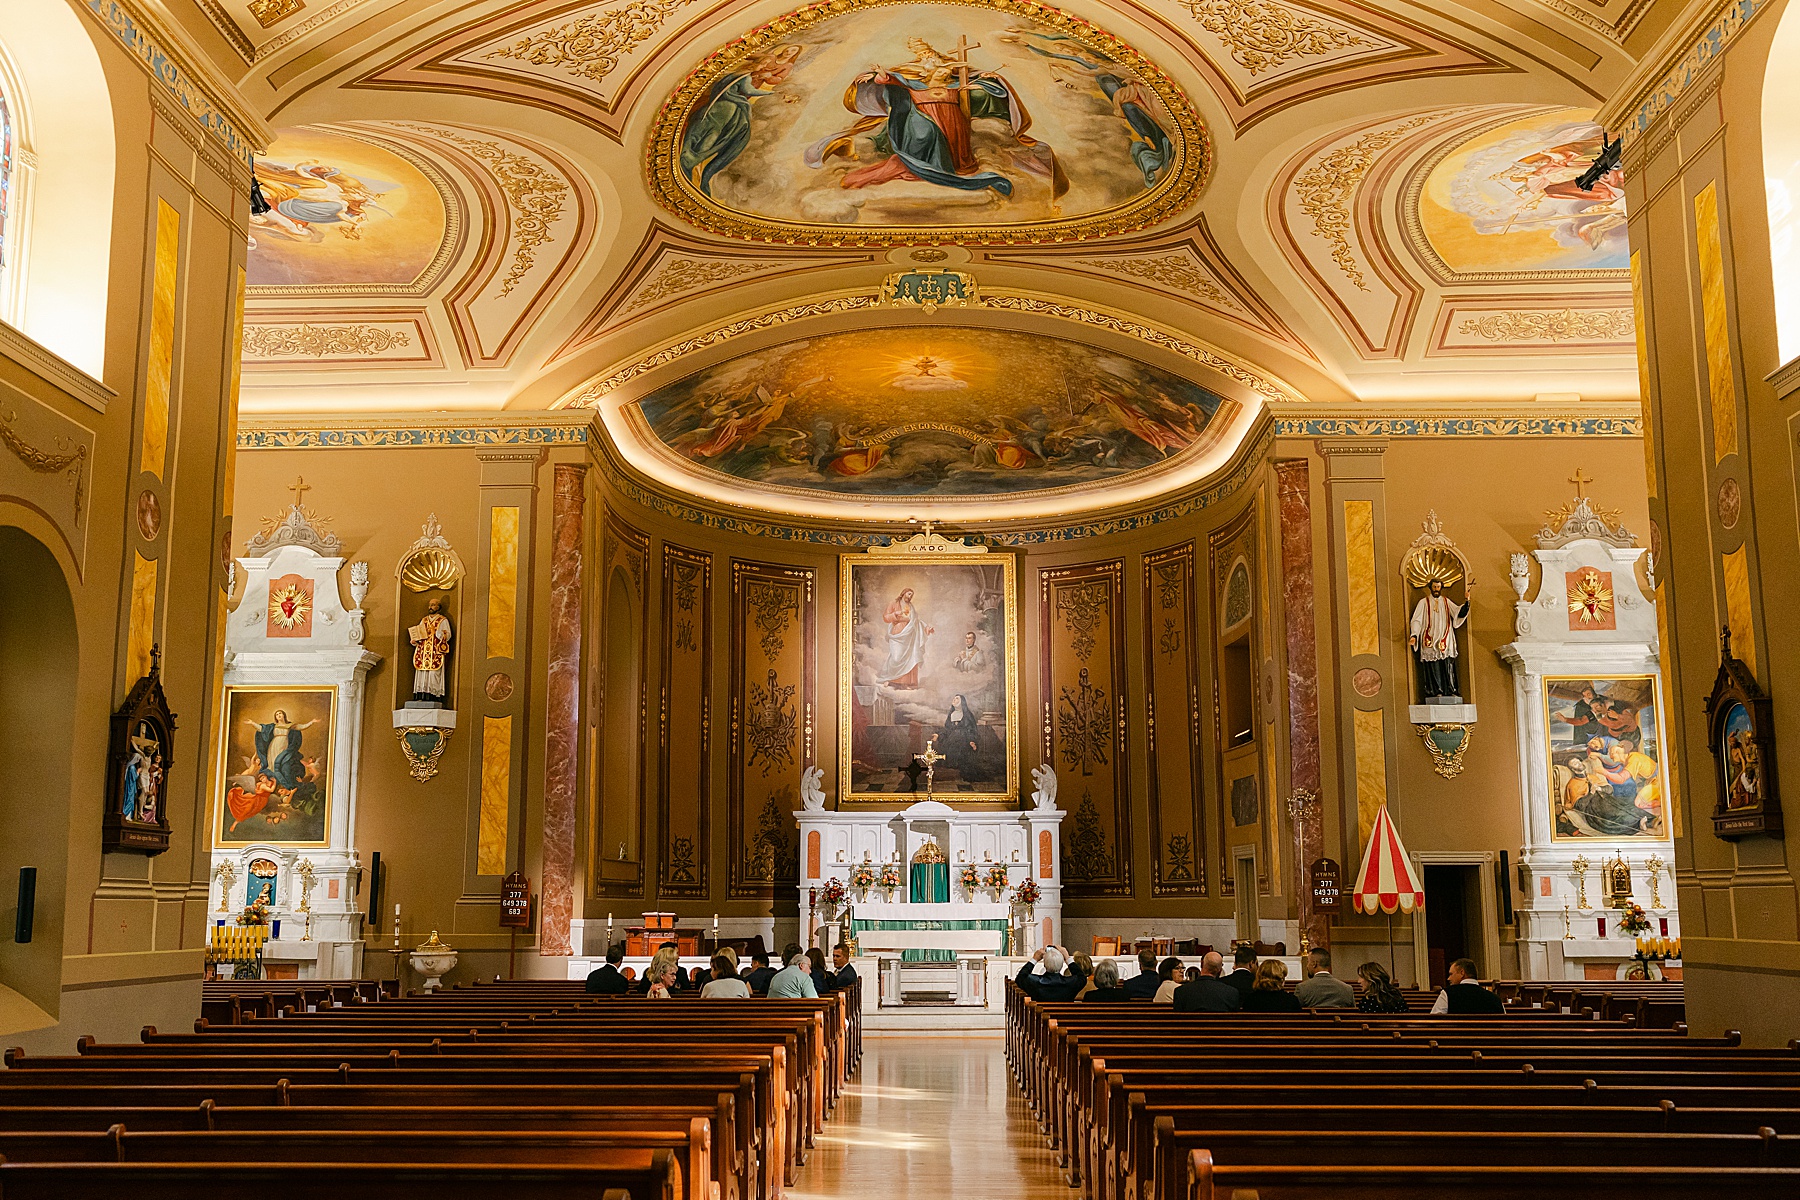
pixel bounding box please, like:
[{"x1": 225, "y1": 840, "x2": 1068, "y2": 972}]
[
  {"x1": 984, "y1": 864, "x2": 1011, "y2": 893},
  {"x1": 959, "y1": 864, "x2": 983, "y2": 893},
  {"x1": 849, "y1": 862, "x2": 878, "y2": 893},
  {"x1": 239, "y1": 899, "x2": 270, "y2": 927},
  {"x1": 880, "y1": 861, "x2": 902, "y2": 893},
  {"x1": 1617, "y1": 903, "x2": 1652, "y2": 934},
  {"x1": 819, "y1": 877, "x2": 847, "y2": 908},
  {"x1": 1012, "y1": 879, "x2": 1041, "y2": 909}
]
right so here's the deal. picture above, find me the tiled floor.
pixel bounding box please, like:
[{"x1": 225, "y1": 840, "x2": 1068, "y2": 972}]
[{"x1": 789, "y1": 1033, "x2": 1074, "y2": 1198}]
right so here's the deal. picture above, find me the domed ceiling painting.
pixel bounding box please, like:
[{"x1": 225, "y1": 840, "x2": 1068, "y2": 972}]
[
  {"x1": 1418, "y1": 108, "x2": 1627, "y2": 275},
  {"x1": 248, "y1": 128, "x2": 448, "y2": 289},
  {"x1": 648, "y1": 0, "x2": 1208, "y2": 244},
  {"x1": 632, "y1": 327, "x2": 1232, "y2": 499}
]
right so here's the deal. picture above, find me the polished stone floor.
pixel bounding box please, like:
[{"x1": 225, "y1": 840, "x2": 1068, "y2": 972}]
[{"x1": 789, "y1": 1033, "x2": 1074, "y2": 1198}]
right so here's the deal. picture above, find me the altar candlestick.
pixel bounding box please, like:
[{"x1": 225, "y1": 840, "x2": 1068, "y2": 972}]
[{"x1": 393, "y1": 903, "x2": 401, "y2": 950}]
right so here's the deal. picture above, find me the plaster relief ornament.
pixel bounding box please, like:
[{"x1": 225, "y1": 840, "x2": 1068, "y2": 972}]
[
  {"x1": 408, "y1": 598, "x2": 453, "y2": 702},
  {"x1": 1030, "y1": 762, "x2": 1059, "y2": 811},
  {"x1": 1568, "y1": 567, "x2": 1615, "y2": 626},
  {"x1": 799, "y1": 764, "x2": 828, "y2": 812},
  {"x1": 268, "y1": 578, "x2": 313, "y2": 632}
]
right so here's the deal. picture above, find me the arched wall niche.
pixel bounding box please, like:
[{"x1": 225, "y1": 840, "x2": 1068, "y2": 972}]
[
  {"x1": 0, "y1": 2, "x2": 114, "y2": 378},
  {"x1": 600, "y1": 562, "x2": 643, "y2": 875},
  {"x1": 1764, "y1": 0, "x2": 1800, "y2": 366},
  {"x1": 0, "y1": 523, "x2": 77, "y2": 1034}
]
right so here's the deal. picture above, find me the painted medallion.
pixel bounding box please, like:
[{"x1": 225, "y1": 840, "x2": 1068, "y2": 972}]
[{"x1": 648, "y1": 0, "x2": 1209, "y2": 244}]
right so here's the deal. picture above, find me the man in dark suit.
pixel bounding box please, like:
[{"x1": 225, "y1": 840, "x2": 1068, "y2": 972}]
[
  {"x1": 1223, "y1": 944, "x2": 1257, "y2": 1000},
  {"x1": 743, "y1": 950, "x2": 777, "y2": 996},
  {"x1": 1014, "y1": 946, "x2": 1083, "y2": 1002},
  {"x1": 1172, "y1": 951, "x2": 1244, "y2": 1012},
  {"x1": 1431, "y1": 958, "x2": 1506, "y2": 1014},
  {"x1": 1122, "y1": 949, "x2": 1161, "y2": 1000},
  {"x1": 825, "y1": 942, "x2": 858, "y2": 992},
  {"x1": 585, "y1": 944, "x2": 630, "y2": 995}
]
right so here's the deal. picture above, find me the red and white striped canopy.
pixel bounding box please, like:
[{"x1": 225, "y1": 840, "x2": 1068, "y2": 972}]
[{"x1": 1352, "y1": 803, "x2": 1425, "y2": 916}]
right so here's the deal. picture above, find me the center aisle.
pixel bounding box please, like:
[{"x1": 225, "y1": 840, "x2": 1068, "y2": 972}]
[{"x1": 790, "y1": 1033, "x2": 1073, "y2": 1199}]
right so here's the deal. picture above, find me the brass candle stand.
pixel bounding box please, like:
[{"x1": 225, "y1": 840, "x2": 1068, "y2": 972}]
[
  {"x1": 215, "y1": 860, "x2": 237, "y2": 913},
  {"x1": 295, "y1": 858, "x2": 317, "y2": 942},
  {"x1": 1644, "y1": 854, "x2": 1666, "y2": 909},
  {"x1": 1570, "y1": 855, "x2": 1591, "y2": 910}
]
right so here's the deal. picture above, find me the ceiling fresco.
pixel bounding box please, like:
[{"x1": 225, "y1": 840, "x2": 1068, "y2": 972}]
[
  {"x1": 647, "y1": 0, "x2": 1209, "y2": 243},
  {"x1": 631, "y1": 327, "x2": 1233, "y2": 499}
]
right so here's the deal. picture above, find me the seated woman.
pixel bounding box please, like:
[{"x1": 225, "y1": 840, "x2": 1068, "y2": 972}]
[
  {"x1": 701, "y1": 952, "x2": 751, "y2": 998},
  {"x1": 1355, "y1": 960, "x2": 1410, "y2": 1013},
  {"x1": 1152, "y1": 955, "x2": 1185, "y2": 1003},
  {"x1": 639, "y1": 946, "x2": 682, "y2": 996},
  {"x1": 1241, "y1": 959, "x2": 1302, "y2": 1012},
  {"x1": 1070, "y1": 951, "x2": 1095, "y2": 999},
  {"x1": 806, "y1": 947, "x2": 832, "y2": 996},
  {"x1": 1081, "y1": 957, "x2": 1133, "y2": 1001}
]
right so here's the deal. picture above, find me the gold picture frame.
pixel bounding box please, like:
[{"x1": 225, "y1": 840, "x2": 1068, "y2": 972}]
[
  {"x1": 1543, "y1": 673, "x2": 1672, "y2": 843},
  {"x1": 215, "y1": 685, "x2": 338, "y2": 848},
  {"x1": 839, "y1": 530, "x2": 1018, "y2": 805}
]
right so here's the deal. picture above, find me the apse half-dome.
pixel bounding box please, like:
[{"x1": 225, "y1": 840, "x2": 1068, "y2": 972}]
[
  {"x1": 647, "y1": 0, "x2": 1210, "y2": 245},
  {"x1": 619, "y1": 326, "x2": 1243, "y2": 512}
]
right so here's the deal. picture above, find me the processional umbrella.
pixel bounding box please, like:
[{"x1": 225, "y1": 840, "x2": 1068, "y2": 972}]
[{"x1": 1351, "y1": 802, "x2": 1425, "y2": 971}]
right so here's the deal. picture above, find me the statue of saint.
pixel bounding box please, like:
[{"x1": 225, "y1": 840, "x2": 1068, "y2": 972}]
[
  {"x1": 409, "y1": 598, "x2": 453, "y2": 702},
  {"x1": 1408, "y1": 579, "x2": 1469, "y2": 704}
]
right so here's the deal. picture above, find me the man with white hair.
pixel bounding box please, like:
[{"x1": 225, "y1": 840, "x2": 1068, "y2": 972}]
[
  {"x1": 1014, "y1": 944, "x2": 1082, "y2": 1002},
  {"x1": 766, "y1": 943, "x2": 819, "y2": 999}
]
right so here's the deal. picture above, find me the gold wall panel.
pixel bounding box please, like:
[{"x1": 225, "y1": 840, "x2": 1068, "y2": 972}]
[
  {"x1": 1694, "y1": 182, "x2": 1738, "y2": 463},
  {"x1": 222, "y1": 266, "x2": 246, "y2": 516},
  {"x1": 1041, "y1": 559, "x2": 1129, "y2": 897},
  {"x1": 659, "y1": 543, "x2": 712, "y2": 897},
  {"x1": 1344, "y1": 500, "x2": 1380, "y2": 656},
  {"x1": 478, "y1": 714, "x2": 512, "y2": 875},
  {"x1": 125, "y1": 552, "x2": 159, "y2": 682},
  {"x1": 140, "y1": 198, "x2": 180, "y2": 480},
  {"x1": 1630, "y1": 251, "x2": 1656, "y2": 499},
  {"x1": 729, "y1": 560, "x2": 814, "y2": 899},
  {"x1": 1721, "y1": 545, "x2": 1758, "y2": 681},
  {"x1": 1143, "y1": 542, "x2": 1204, "y2": 895},
  {"x1": 486, "y1": 506, "x2": 520, "y2": 659},
  {"x1": 1353, "y1": 707, "x2": 1388, "y2": 846}
]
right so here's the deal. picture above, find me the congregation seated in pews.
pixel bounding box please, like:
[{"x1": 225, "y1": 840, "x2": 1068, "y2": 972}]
[
  {"x1": 0, "y1": 972, "x2": 863, "y2": 1200},
  {"x1": 1005, "y1": 955, "x2": 1794, "y2": 1200}
]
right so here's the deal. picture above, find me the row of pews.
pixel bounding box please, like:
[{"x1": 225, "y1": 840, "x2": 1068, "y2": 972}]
[
  {"x1": 1, "y1": 976, "x2": 861, "y2": 1199},
  {"x1": 1006, "y1": 979, "x2": 1799, "y2": 1200}
]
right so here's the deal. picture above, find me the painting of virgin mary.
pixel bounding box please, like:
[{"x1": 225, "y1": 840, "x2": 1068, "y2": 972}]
[{"x1": 217, "y1": 687, "x2": 335, "y2": 845}]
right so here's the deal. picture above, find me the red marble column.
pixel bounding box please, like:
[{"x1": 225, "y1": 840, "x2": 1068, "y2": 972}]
[
  {"x1": 540, "y1": 464, "x2": 586, "y2": 956},
  {"x1": 1277, "y1": 459, "x2": 1328, "y2": 951}
]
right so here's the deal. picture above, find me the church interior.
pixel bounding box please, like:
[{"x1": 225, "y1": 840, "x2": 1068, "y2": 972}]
[{"x1": 2, "y1": 0, "x2": 1799, "y2": 1193}]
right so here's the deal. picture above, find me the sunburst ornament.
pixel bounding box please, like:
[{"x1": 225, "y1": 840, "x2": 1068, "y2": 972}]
[
  {"x1": 1568, "y1": 568, "x2": 1613, "y2": 625},
  {"x1": 268, "y1": 580, "x2": 312, "y2": 631}
]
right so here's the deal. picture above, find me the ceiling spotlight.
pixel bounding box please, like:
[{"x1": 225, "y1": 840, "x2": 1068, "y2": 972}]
[
  {"x1": 1575, "y1": 133, "x2": 1621, "y2": 192},
  {"x1": 249, "y1": 162, "x2": 272, "y2": 216}
]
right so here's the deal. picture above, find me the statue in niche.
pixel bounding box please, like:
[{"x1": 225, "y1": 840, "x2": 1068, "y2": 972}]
[
  {"x1": 409, "y1": 598, "x2": 453, "y2": 703},
  {"x1": 1409, "y1": 578, "x2": 1469, "y2": 704}
]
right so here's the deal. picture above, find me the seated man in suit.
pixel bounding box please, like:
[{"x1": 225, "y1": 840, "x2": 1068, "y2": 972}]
[
  {"x1": 1293, "y1": 947, "x2": 1356, "y2": 1008},
  {"x1": 825, "y1": 942, "x2": 858, "y2": 992},
  {"x1": 1172, "y1": 950, "x2": 1244, "y2": 1012},
  {"x1": 1431, "y1": 957, "x2": 1506, "y2": 1014},
  {"x1": 1014, "y1": 945, "x2": 1083, "y2": 1002},
  {"x1": 1122, "y1": 949, "x2": 1161, "y2": 1000},
  {"x1": 585, "y1": 943, "x2": 630, "y2": 995},
  {"x1": 743, "y1": 949, "x2": 777, "y2": 996},
  {"x1": 1223, "y1": 943, "x2": 1257, "y2": 1000}
]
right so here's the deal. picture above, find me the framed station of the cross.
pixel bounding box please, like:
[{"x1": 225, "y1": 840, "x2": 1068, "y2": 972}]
[{"x1": 839, "y1": 530, "x2": 1019, "y2": 806}]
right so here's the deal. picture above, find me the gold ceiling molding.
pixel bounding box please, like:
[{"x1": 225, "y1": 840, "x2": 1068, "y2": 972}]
[
  {"x1": 1292, "y1": 112, "x2": 1446, "y2": 292},
  {"x1": 249, "y1": 0, "x2": 306, "y2": 28},
  {"x1": 198, "y1": 0, "x2": 373, "y2": 66},
  {"x1": 1176, "y1": 0, "x2": 1365, "y2": 75},
  {"x1": 1455, "y1": 309, "x2": 1635, "y2": 343},
  {"x1": 644, "y1": 0, "x2": 1213, "y2": 246},
  {"x1": 621, "y1": 255, "x2": 789, "y2": 314},
  {"x1": 561, "y1": 287, "x2": 1301, "y2": 409},
  {"x1": 398, "y1": 124, "x2": 570, "y2": 298},
  {"x1": 1070, "y1": 251, "x2": 1238, "y2": 309},
  {"x1": 483, "y1": 0, "x2": 699, "y2": 85},
  {"x1": 241, "y1": 324, "x2": 414, "y2": 358}
]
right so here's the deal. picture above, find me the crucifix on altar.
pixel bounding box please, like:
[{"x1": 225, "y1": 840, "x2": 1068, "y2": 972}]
[{"x1": 914, "y1": 735, "x2": 946, "y2": 801}]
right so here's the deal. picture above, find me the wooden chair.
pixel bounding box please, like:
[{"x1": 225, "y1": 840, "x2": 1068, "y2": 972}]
[{"x1": 1092, "y1": 937, "x2": 1121, "y2": 957}]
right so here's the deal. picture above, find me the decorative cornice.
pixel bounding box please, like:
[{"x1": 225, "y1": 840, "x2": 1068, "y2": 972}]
[
  {"x1": 1456, "y1": 309, "x2": 1636, "y2": 343},
  {"x1": 236, "y1": 413, "x2": 593, "y2": 450},
  {"x1": 1602, "y1": 0, "x2": 1770, "y2": 142},
  {"x1": 0, "y1": 322, "x2": 116, "y2": 414},
  {"x1": 1275, "y1": 412, "x2": 1641, "y2": 437},
  {"x1": 79, "y1": 1, "x2": 273, "y2": 167},
  {"x1": 242, "y1": 324, "x2": 412, "y2": 358}
]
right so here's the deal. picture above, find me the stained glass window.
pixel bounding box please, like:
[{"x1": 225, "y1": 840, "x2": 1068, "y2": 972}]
[{"x1": 0, "y1": 91, "x2": 11, "y2": 271}]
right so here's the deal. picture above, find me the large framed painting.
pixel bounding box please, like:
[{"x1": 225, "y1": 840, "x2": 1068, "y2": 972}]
[
  {"x1": 215, "y1": 686, "x2": 336, "y2": 847},
  {"x1": 839, "y1": 531, "x2": 1017, "y2": 804},
  {"x1": 1544, "y1": 674, "x2": 1670, "y2": 841}
]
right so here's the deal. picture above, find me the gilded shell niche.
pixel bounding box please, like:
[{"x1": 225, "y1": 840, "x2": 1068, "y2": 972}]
[{"x1": 647, "y1": 0, "x2": 1210, "y2": 246}]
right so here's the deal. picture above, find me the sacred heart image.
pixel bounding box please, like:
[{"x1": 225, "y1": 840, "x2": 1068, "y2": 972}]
[
  {"x1": 649, "y1": 0, "x2": 1208, "y2": 243},
  {"x1": 840, "y1": 549, "x2": 1018, "y2": 803}
]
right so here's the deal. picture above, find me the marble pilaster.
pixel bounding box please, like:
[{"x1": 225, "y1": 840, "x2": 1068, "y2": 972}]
[
  {"x1": 1276, "y1": 459, "x2": 1327, "y2": 950},
  {"x1": 540, "y1": 464, "x2": 586, "y2": 956}
]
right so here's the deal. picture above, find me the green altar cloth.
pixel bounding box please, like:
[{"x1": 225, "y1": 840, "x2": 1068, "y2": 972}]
[
  {"x1": 909, "y1": 861, "x2": 950, "y2": 903},
  {"x1": 850, "y1": 916, "x2": 1009, "y2": 963}
]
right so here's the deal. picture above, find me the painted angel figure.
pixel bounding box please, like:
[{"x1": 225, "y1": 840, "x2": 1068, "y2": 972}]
[{"x1": 805, "y1": 37, "x2": 1067, "y2": 201}]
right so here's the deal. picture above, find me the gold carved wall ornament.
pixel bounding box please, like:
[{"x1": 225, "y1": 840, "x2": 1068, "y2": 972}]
[
  {"x1": 1, "y1": 407, "x2": 88, "y2": 517},
  {"x1": 745, "y1": 668, "x2": 799, "y2": 775},
  {"x1": 1057, "y1": 667, "x2": 1111, "y2": 776},
  {"x1": 248, "y1": 0, "x2": 304, "y2": 28},
  {"x1": 484, "y1": 0, "x2": 697, "y2": 85},
  {"x1": 1456, "y1": 309, "x2": 1635, "y2": 343},
  {"x1": 241, "y1": 324, "x2": 412, "y2": 358},
  {"x1": 1055, "y1": 579, "x2": 1114, "y2": 663},
  {"x1": 1415, "y1": 721, "x2": 1472, "y2": 778},
  {"x1": 1072, "y1": 252, "x2": 1234, "y2": 307},
  {"x1": 1293, "y1": 114, "x2": 1442, "y2": 291},
  {"x1": 400, "y1": 125, "x2": 569, "y2": 297},
  {"x1": 623, "y1": 257, "x2": 785, "y2": 314},
  {"x1": 398, "y1": 513, "x2": 466, "y2": 592},
  {"x1": 1178, "y1": 0, "x2": 1365, "y2": 75}
]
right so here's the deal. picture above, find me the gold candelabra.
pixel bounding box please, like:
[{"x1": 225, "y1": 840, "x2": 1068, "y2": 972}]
[
  {"x1": 215, "y1": 860, "x2": 237, "y2": 913},
  {"x1": 295, "y1": 858, "x2": 317, "y2": 942},
  {"x1": 1644, "y1": 854, "x2": 1666, "y2": 909},
  {"x1": 1562, "y1": 904, "x2": 1573, "y2": 940},
  {"x1": 1570, "y1": 855, "x2": 1591, "y2": 910}
]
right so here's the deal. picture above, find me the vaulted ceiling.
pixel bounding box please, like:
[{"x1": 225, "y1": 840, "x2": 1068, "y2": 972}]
[{"x1": 178, "y1": 0, "x2": 1663, "y2": 516}]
